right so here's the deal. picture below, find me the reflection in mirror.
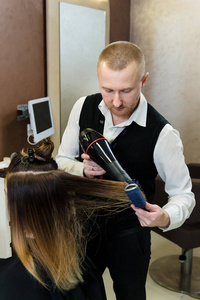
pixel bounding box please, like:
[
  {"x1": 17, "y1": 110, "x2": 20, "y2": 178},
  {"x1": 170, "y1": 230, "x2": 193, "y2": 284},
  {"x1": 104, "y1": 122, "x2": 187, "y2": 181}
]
[{"x1": 59, "y1": 2, "x2": 107, "y2": 136}]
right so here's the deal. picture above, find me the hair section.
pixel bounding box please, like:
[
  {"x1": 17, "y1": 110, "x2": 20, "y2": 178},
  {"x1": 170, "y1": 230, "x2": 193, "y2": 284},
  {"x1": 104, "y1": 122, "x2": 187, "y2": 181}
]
[{"x1": 6, "y1": 138, "x2": 131, "y2": 291}]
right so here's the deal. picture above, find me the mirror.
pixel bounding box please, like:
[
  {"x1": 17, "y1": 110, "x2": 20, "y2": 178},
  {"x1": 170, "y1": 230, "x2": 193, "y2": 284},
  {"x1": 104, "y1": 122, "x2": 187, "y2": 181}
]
[
  {"x1": 46, "y1": 0, "x2": 110, "y2": 154},
  {"x1": 60, "y1": 2, "x2": 107, "y2": 135}
]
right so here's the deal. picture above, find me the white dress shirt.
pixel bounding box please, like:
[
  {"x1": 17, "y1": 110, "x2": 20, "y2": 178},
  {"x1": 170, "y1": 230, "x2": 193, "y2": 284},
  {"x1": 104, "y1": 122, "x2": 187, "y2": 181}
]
[{"x1": 56, "y1": 93, "x2": 195, "y2": 231}]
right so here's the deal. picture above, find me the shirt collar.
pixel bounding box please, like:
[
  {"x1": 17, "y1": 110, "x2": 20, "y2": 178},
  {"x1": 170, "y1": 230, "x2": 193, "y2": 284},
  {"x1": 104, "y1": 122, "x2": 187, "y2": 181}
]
[{"x1": 98, "y1": 93, "x2": 148, "y2": 128}]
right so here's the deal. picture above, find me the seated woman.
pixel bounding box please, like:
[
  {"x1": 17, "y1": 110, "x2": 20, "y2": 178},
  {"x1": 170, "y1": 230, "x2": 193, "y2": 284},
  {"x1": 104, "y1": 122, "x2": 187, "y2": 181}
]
[{"x1": 0, "y1": 138, "x2": 130, "y2": 300}]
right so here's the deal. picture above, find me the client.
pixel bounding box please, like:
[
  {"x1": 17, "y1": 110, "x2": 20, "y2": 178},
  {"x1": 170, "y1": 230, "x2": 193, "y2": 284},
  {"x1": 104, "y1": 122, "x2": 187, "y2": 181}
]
[{"x1": 0, "y1": 138, "x2": 129, "y2": 300}]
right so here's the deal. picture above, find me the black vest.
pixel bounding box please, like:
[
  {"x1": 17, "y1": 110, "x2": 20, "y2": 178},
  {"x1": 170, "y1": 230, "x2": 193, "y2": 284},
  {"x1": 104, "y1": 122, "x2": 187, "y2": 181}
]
[
  {"x1": 79, "y1": 94, "x2": 168, "y2": 232},
  {"x1": 79, "y1": 93, "x2": 169, "y2": 230}
]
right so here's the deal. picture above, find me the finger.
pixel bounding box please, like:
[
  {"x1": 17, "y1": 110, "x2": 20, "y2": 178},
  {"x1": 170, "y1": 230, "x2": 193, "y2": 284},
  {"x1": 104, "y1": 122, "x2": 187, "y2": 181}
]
[
  {"x1": 130, "y1": 204, "x2": 136, "y2": 211},
  {"x1": 81, "y1": 153, "x2": 90, "y2": 160}
]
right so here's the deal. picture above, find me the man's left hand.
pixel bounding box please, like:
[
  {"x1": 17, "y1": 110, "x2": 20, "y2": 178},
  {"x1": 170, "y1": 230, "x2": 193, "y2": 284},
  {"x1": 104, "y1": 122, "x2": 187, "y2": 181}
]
[{"x1": 131, "y1": 202, "x2": 170, "y2": 228}]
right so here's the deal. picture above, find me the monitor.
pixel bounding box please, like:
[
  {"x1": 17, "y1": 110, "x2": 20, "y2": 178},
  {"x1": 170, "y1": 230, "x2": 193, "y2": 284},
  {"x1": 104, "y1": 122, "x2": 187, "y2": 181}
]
[{"x1": 27, "y1": 97, "x2": 54, "y2": 144}]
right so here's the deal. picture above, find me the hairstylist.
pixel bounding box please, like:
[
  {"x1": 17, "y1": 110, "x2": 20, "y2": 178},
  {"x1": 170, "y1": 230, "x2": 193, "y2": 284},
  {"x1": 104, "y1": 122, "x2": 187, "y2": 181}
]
[{"x1": 56, "y1": 42, "x2": 195, "y2": 300}]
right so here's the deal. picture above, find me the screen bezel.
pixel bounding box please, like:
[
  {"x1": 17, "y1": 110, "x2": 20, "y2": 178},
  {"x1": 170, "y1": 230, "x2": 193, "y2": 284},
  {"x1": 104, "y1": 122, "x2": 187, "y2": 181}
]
[{"x1": 28, "y1": 97, "x2": 54, "y2": 143}]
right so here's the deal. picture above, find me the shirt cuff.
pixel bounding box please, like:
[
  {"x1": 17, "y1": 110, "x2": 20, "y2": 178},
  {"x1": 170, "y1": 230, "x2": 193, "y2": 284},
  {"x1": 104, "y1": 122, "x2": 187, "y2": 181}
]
[{"x1": 159, "y1": 205, "x2": 180, "y2": 232}]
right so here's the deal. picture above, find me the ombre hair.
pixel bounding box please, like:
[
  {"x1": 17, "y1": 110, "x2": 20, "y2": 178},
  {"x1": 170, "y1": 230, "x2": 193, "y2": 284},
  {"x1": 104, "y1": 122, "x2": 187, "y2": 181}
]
[
  {"x1": 97, "y1": 41, "x2": 146, "y2": 80},
  {"x1": 6, "y1": 138, "x2": 130, "y2": 292}
]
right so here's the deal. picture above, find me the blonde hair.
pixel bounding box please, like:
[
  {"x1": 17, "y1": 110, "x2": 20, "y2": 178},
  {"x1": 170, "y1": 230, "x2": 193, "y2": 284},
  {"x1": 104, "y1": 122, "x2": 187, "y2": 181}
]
[
  {"x1": 97, "y1": 41, "x2": 146, "y2": 79},
  {"x1": 6, "y1": 138, "x2": 130, "y2": 292}
]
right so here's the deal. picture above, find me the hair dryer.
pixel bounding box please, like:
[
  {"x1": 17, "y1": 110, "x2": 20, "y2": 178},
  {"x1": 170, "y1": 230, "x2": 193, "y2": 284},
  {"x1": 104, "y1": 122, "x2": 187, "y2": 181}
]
[
  {"x1": 79, "y1": 128, "x2": 146, "y2": 208},
  {"x1": 79, "y1": 128, "x2": 132, "y2": 182}
]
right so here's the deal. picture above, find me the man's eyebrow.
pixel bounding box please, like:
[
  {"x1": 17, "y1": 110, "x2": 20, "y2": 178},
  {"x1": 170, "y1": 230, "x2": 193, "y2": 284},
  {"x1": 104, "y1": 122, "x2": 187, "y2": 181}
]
[
  {"x1": 120, "y1": 88, "x2": 133, "y2": 92},
  {"x1": 102, "y1": 86, "x2": 113, "y2": 90}
]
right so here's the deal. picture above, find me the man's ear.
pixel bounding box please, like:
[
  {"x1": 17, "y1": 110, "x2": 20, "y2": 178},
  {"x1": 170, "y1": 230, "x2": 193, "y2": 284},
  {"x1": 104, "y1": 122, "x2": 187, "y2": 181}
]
[{"x1": 141, "y1": 72, "x2": 149, "y2": 88}]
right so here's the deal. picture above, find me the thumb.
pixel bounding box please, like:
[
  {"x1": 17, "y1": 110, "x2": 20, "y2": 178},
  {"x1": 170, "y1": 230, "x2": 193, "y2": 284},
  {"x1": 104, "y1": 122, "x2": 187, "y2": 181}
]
[
  {"x1": 144, "y1": 201, "x2": 152, "y2": 211},
  {"x1": 81, "y1": 153, "x2": 90, "y2": 160}
]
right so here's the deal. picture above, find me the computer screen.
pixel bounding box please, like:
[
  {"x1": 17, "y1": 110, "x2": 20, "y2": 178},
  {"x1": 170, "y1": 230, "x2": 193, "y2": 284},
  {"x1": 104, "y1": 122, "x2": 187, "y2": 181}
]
[{"x1": 27, "y1": 97, "x2": 54, "y2": 144}]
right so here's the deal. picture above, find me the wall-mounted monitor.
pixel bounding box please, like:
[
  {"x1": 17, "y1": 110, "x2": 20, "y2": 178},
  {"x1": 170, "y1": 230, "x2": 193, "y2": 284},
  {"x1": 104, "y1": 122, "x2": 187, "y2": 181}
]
[{"x1": 27, "y1": 97, "x2": 54, "y2": 144}]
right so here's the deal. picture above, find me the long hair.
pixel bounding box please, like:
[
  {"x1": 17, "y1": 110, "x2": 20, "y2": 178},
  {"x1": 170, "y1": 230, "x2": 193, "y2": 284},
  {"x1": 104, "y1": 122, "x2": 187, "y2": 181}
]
[{"x1": 6, "y1": 138, "x2": 130, "y2": 292}]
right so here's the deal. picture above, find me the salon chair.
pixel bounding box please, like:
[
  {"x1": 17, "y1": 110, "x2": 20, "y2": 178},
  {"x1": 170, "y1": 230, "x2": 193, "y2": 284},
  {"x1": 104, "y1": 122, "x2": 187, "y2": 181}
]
[{"x1": 149, "y1": 163, "x2": 200, "y2": 299}]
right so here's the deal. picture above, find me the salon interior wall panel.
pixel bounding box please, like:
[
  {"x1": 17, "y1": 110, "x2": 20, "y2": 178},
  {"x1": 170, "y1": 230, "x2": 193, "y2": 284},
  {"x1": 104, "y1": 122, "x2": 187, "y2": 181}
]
[
  {"x1": 0, "y1": 0, "x2": 46, "y2": 160},
  {"x1": 130, "y1": 0, "x2": 200, "y2": 163},
  {"x1": 59, "y1": 2, "x2": 106, "y2": 135},
  {"x1": 109, "y1": 0, "x2": 131, "y2": 42}
]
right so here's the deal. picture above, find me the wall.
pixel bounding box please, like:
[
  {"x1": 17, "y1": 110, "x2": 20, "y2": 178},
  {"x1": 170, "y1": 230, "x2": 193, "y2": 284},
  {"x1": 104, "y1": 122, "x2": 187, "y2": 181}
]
[
  {"x1": 109, "y1": 0, "x2": 130, "y2": 42},
  {"x1": 0, "y1": 0, "x2": 46, "y2": 160},
  {"x1": 130, "y1": 0, "x2": 200, "y2": 163}
]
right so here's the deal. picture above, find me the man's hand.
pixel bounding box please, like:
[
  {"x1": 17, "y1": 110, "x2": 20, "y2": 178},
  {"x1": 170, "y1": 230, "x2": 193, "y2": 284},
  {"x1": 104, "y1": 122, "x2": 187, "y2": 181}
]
[
  {"x1": 131, "y1": 202, "x2": 170, "y2": 228},
  {"x1": 81, "y1": 153, "x2": 106, "y2": 178}
]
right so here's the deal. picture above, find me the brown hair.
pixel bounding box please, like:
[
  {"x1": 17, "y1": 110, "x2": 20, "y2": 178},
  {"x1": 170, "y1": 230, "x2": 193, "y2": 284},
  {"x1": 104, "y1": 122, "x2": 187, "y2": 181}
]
[
  {"x1": 97, "y1": 41, "x2": 146, "y2": 79},
  {"x1": 6, "y1": 138, "x2": 130, "y2": 292}
]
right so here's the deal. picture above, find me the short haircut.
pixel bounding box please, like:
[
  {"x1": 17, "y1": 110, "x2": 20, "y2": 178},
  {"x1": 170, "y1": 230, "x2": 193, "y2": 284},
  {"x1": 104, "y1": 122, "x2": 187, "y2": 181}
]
[{"x1": 97, "y1": 41, "x2": 145, "y2": 79}]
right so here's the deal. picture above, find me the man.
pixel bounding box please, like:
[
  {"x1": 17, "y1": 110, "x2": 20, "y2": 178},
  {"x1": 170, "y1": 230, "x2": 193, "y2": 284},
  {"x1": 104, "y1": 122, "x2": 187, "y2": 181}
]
[{"x1": 56, "y1": 41, "x2": 195, "y2": 300}]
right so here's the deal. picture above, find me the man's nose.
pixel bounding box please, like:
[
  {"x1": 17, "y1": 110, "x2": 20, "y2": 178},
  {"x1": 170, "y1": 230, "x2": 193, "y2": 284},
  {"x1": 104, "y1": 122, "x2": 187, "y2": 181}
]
[{"x1": 113, "y1": 93, "x2": 122, "y2": 107}]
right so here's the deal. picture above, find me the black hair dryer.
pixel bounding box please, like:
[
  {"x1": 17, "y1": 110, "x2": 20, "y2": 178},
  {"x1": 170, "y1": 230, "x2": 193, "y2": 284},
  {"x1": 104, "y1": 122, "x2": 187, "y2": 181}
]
[
  {"x1": 79, "y1": 128, "x2": 132, "y2": 183},
  {"x1": 79, "y1": 128, "x2": 147, "y2": 209}
]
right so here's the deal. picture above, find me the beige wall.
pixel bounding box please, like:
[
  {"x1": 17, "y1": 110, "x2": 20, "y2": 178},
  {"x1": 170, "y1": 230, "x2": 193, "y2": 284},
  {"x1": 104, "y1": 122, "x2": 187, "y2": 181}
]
[{"x1": 130, "y1": 0, "x2": 200, "y2": 163}]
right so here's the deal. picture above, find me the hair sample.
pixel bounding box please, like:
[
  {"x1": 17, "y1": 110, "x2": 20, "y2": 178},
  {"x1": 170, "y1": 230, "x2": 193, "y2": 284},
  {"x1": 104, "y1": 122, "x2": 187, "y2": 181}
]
[
  {"x1": 7, "y1": 170, "x2": 86, "y2": 291},
  {"x1": 6, "y1": 138, "x2": 131, "y2": 292}
]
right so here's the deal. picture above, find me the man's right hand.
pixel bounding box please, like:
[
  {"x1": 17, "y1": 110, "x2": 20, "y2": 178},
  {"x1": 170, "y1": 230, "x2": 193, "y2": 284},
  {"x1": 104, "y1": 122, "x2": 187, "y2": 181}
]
[{"x1": 81, "y1": 153, "x2": 106, "y2": 178}]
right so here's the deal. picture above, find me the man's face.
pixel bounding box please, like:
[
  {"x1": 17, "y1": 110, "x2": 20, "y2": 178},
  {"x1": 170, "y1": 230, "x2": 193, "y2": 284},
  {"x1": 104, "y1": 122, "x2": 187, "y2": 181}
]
[{"x1": 97, "y1": 61, "x2": 148, "y2": 124}]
